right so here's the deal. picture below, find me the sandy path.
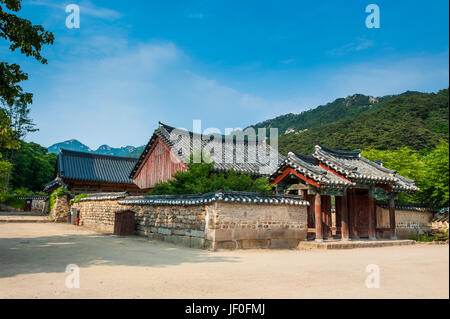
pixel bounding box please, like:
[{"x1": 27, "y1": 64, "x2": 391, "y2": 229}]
[{"x1": 0, "y1": 223, "x2": 448, "y2": 299}]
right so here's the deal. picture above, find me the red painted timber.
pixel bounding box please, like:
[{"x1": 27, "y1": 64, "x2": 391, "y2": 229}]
[
  {"x1": 272, "y1": 167, "x2": 323, "y2": 188},
  {"x1": 315, "y1": 193, "x2": 323, "y2": 241},
  {"x1": 133, "y1": 137, "x2": 188, "y2": 189}
]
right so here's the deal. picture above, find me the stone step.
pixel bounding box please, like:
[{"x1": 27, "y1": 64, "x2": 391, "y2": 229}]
[{"x1": 298, "y1": 239, "x2": 416, "y2": 250}]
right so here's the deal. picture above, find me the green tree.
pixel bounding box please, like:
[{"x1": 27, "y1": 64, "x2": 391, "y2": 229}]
[
  {"x1": 362, "y1": 142, "x2": 449, "y2": 209},
  {"x1": 9, "y1": 141, "x2": 57, "y2": 192},
  {"x1": 148, "y1": 161, "x2": 273, "y2": 195},
  {"x1": 421, "y1": 142, "x2": 449, "y2": 208},
  {"x1": 0, "y1": 0, "x2": 54, "y2": 106}
]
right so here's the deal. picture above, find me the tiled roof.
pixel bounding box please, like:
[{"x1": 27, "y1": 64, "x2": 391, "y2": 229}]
[
  {"x1": 130, "y1": 122, "x2": 285, "y2": 178},
  {"x1": 17, "y1": 195, "x2": 49, "y2": 200},
  {"x1": 432, "y1": 208, "x2": 449, "y2": 222},
  {"x1": 376, "y1": 201, "x2": 431, "y2": 212},
  {"x1": 78, "y1": 192, "x2": 129, "y2": 201},
  {"x1": 271, "y1": 151, "x2": 354, "y2": 188},
  {"x1": 43, "y1": 177, "x2": 68, "y2": 192},
  {"x1": 56, "y1": 149, "x2": 137, "y2": 184},
  {"x1": 312, "y1": 144, "x2": 419, "y2": 192},
  {"x1": 118, "y1": 190, "x2": 309, "y2": 206}
]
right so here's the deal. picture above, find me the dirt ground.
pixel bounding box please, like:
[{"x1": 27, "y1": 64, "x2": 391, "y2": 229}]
[{"x1": 0, "y1": 222, "x2": 448, "y2": 299}]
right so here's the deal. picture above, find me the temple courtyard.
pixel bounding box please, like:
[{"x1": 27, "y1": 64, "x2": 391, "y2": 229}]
[{"x1": 0, "y1": 222, "x2": 448, "y2": 299}]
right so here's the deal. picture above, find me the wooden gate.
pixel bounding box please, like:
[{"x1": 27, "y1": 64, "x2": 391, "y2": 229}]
[
  {"x1": 25, "y1": 200, "x2": 32, "y2": 212},
  {"x1": 114, "y1": 210, "x2": 136, "y2": 236}
]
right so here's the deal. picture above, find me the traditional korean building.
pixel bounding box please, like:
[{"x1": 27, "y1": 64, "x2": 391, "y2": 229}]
[
  {"x1": 129, "y1": 122, "x2": 284, "y2": 190},
  {"x1": 44, "y1": 149, "x2": 143, "y2": 194},
  {"x1": 270, "y1": 145, "x2": 419, "y2": 241}
]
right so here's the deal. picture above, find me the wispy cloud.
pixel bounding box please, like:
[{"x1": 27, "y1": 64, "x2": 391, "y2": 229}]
[
  {"x1": 279, "y1": 58, "x2": 296, "y2": 65},
  {"x1": 26, "y1": 0, "x2": 121, "y2": 20},
  {"x1": 27, "y1": 39, "x2": 294, "y2": 148},
  {"x1": 329, "y1": 38, "x2": 374, "y2": 56},
  {"x1": 187, "y1": 13, "x2": 205, "y2": 19},
  {"x1": 24, "y1": 35, "x2": 448, "y2": 149}
]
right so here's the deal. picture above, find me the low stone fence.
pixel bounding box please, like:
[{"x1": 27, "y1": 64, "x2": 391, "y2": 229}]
[
  {"x1": 72, "y1": 191, "x2": 309, "y2": 249},
  {"x1": 376, "y1": 203, "x2": 433, "y2": 239}
]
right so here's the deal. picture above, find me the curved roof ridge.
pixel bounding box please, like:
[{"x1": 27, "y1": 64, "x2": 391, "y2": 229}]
[
  {"x1": 359, "y1": 156, "x2": 397, "y2": 174},
  {"x1": 59, "y1": 148, "x2": 138, "y2": 161},
  {"x1": 315, "y1": 144, "x2": 361, "y2": 158},
  {"x1": 289, "y1": 149, "x2": 318, "y2": 166}
]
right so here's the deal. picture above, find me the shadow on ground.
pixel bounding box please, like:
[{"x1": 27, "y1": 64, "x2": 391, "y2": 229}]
[{"x1": 0, "y1": 230, "x2": 239, "y2": 278}]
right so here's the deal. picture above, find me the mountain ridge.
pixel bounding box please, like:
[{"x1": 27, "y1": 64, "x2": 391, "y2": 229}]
[{"x1": 47, "y1": 140, "x2": 145, "y2": 158}]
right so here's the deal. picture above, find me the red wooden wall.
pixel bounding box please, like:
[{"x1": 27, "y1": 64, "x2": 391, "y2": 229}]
[{"x1": 133, "y1": 137, "x2": 187, "y2": 189}]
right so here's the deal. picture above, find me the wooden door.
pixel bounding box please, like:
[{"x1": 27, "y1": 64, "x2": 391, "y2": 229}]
[
  {"x1": 25, "y1": 200, "x2": 32, "y2": 212},
  {"x1": 354, "y1": 191, "x2": 370, "y2": 238}
]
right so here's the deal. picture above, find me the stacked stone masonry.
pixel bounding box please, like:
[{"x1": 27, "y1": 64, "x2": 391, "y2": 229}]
[
  {"x1": 72, "y1": 192, "x2": 309, "y2": 249},
  {"x1": 71, "y1": 192, "x2": 434, "y2": 248},
  {"x1": 49, "y1": 195, "x2": 70, "y2": 222},
  {"x1": 376, "y1": 206, "x2": 433, "y2": 238}
]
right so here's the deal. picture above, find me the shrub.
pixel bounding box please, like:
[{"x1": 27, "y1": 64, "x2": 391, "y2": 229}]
[
  {"x1": 409, "y1": 229, "x2": 449, "y2": 242},
  {"x1": 0, "y1": 188, "x2": 36, "y2": 210},
  {"x1": 70, "y1": 193, "x2": 88, "y2": 205},
  {"x1": 147, "y1": 160, "x2": 274, "y2": 195}
]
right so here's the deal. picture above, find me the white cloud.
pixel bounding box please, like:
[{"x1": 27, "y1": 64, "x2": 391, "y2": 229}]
[
  {"x1": 24, "y1": 35, "x2": 448, "y2": 149},
  {"x1": 27, "y1": 40, "x2": 295, "y2": 148}
]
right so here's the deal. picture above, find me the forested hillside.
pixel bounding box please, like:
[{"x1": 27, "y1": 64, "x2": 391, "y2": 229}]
[
  {"x1": 249, "y1": 93, "x2": 388, "y2": 135},
  {"x1": 274, "y1": 89, "x2": 449, "y2": 155}
]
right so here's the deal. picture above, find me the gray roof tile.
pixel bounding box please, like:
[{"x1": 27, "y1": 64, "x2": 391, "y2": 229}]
[
  {"x1": 130, "y1": 122, "x2": 285, "y2": 178},
  {"x1": 57, "y1": 149, "x2": 137, "y2": 184}
]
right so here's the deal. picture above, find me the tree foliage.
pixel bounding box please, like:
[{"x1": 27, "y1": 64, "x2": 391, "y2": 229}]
[
  {"x1": 148, "y1": 161, "x2": 273, "y2": 195},
  {"x1": 362, "y1": 141, "x2": 449, "y2": 209},
  {"x1": 8, "y1": 141, "x2": 57, "y2": 192},
  {"x1": 249, "y1": 93, "x2": 385, "y2": 136},
  {"x1": 1, "y1": 0, "x2": 54, "y2": 106},
  {"x1": 276, "y1": 89, "x2": 449, "y2": 155}
]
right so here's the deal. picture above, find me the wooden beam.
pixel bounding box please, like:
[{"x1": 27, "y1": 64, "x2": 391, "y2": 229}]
[{"x1": 272, "y1": 167, "x2": 323, "y2": 188}]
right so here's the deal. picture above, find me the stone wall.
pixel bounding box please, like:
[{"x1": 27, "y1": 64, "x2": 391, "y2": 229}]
[
  {"x1": 206, "y1": 202, "x2": 308, "y2": 249},
  {"x1": 131, "y1": 204, "x2": 209, "y2": 248},
  {"x1": 72, "y1": 191, "x2": 309, "y2": 249},
  {"x1": 31, "y1": 199, "x2": 46, "y2": 212},
  {"x1": 72, "y1": 199, "x2": 123, "y2": 233},
  {"x1": 49, "y1": 195, "x2": 70, "y2": 222},
  {"x1": 376, "y1": 206, "x2": 433, "y2": 239}
]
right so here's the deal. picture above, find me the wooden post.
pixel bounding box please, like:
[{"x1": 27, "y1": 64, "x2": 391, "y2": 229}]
[
  {"x1": 389, "y1": 198, "x2": 397, "y2": 240},
  {"x1": 340, "y1": 193, "x2": 350, "y2": 240},
  {"x1": 321, "y1": 195, "x2": 331, "y2": 239},
  {"x1": 326, "y1": 196, "x2": 332, "y2": 238},
  {"x1": 315, "y1": 193, "x2": 323, "y2": 242},
  {"x1": 334, "y1": 195, "x2": 341, "y2": 236},
  {"x1": 348, "y1": 189, "x2": 359, "y2": 239},
  {"x1": 368, "y1": 191, "x2": 377, "y2": 240}
]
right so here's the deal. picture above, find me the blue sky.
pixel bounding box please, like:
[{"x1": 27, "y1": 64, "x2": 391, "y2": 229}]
[{"x1": 1, "y1": 0, "x2": 448, "y2": 148}]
